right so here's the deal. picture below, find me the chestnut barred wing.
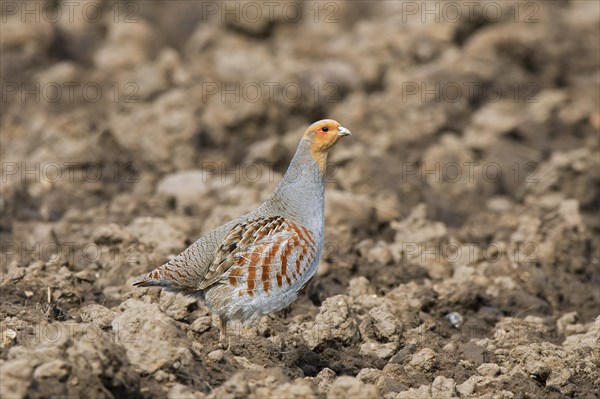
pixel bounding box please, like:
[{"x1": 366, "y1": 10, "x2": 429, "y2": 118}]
[{"x1": 199, "y1": 216, "x2": 318, "y2": 297}]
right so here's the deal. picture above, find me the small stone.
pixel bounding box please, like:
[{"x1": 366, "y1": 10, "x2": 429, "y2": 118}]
[
  {"x1": 355, "y1": 368, "x2": 381, "y2": 384},
  {"x1": 397, "y1": 384, "x2": 432, "y2": 399},
  {"x1": 565, "y1": 324, "x2": 587, "y2": 335},
  {"x1": 207, "y1": 350, "x2": 224, "y2": 362},
  {"x1": 301, "y1": 295, "x2": 359, "y2": 350},
  {"x1": 452, "y1": 266, "x2": 475, "y2": 282},
  {"x1": 376, "y1": 377, "x2": 406, "y2": 395},
  {"x1": 477, "y1": 363, "x2": 501, "y2": 376},
  {"x1": 168, "y1": 383, "x2": 206, "y2": 399},
  {"x1": 498, "y1": 391, "x2": 515, "y2": 398},
  {"x1": 315, "y1": 367, "x2": 337, "y2": 394},
  {"x1": 4, "y1": 268, "x2": 25, "y2": 283},
  {"x1": 80, "y1": 304, "x2": 115, "y2": 329},
  {"x1": 443, "y1": 342, "x2": 458, "y2": 353},
  {"x1": 154, "y1": 370, "x2": 170, "y2": 382},
  {"x1": 388, "y1": 343, "x2": 416, "y2": 364},
  {"x1": 234, "y1": 356, "x2": 263, "y2": 370},
  {"x1": 347, "y1": 277, "x2": 375, "y2": 297},
  {"x1": 431, "y1": 376, "x2": 456, "y2": 398},
  {"x1": 446, "y1": 312, "x2": 463, "y2": 328},
  {"x1": 526, "y1": 361, "x2": 551, "y2": 381},
  {"x1": 369, "y1": 305, "x2": 399, "y2": 340},
  {"x1": 462, "y1": 342, "x2": 485, "y2": 364},
  {"x1": 360, "y1": 342, "x2": 398, "y2": 359},
  {"x1": 547, "y1": 367, "x2": 572, "y2": 387},
  {"x1": 456, "y1": 376, "x2": 486, "y2": 396},
  {"x1": 1, "y1": 329, "x2": 17, "y2": 348},
  {"x1": 367, "y1": 242, "x2": 393, "y2": 265},
  {"x1": 33, "y1": 360, "x2": 70, "y2": 380},
  {"x1": 189, "y1": 316, "x2": 212, "y2": 333},
  {"x1": 557, "y1": 312, "x2": 578, "y2": 334},
  {"x1": 327, "y1": 376, "x2": 379, "y2": 399},
  {"x1": 408, "y1": 348, "x2": 437, "y2": 372},
  {"x1": 523, "y1": 316, "x2": 545, "y2": 325},
  {"x1": 112, "y1": 299, "x2": 193, "y2": 374},
  {"x1": 270, "y1": 380, "x2": 317, "y2": 399},
  {"x1": 159, "y1": 291, "x2": 198, "y2": 321}
]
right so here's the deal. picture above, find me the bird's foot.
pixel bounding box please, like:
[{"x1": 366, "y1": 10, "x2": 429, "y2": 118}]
[{"x1": 217, "y1": 316, "x2": 232, "y2": 350}]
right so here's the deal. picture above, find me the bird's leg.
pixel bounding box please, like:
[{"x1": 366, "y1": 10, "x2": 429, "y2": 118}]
[
  {"x1": 217, "y1": 317, "x2": 233, "y2": 350},
  {"x1": 219, "y1": 316, "x2": 227, "y2": 341}
]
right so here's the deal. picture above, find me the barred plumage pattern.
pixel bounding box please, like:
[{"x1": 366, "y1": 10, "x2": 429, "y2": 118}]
[{"x1": 204, "y1": 216, "x2": 318, "y2": 296}]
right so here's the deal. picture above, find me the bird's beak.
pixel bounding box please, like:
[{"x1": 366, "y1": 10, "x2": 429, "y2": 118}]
[{"x1": 337, "y1": 126, "x2": 351, "y2": 137}]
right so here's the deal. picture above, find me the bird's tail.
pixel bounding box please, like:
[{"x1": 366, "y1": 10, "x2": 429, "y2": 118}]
[{"x1": 132, "y1": 259, "x2": 198, "y2": 291}]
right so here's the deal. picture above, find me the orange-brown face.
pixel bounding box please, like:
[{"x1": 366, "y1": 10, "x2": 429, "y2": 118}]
[
  {"x1": 303, "y1": 119, "x2": 351, "y2": 172},
  {"x1": 304, "y1": 119, "x2": 351, "y2": 153}
]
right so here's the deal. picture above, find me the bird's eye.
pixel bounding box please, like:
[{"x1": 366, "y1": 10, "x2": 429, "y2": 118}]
[{"x1": 322, "y1": 126, "x2": 329, "y2": 132}]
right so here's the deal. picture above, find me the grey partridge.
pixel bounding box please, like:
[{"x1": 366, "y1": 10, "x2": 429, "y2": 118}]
[{"x1": 133, "y1": 119, "x2": 351, "y2": 340}]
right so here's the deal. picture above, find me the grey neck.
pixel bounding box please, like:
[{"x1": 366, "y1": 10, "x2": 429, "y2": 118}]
[{"x1": 269, "y1": 138, "x2": 325, "y2": 223}]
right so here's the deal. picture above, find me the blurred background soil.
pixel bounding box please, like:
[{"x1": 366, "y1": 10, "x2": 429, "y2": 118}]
[{"x1": 1, "y1": 1, "x2": 599, "y2": 398}]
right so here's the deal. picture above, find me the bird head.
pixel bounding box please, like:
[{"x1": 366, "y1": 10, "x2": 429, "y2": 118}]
[{"x1": 303, "y1": 119, "x2": 351, "y2": 169}]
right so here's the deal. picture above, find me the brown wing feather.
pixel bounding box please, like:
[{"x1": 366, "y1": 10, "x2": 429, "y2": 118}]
[{"x1": 199, "y1": 216, "x2": 290, "y2": 289}]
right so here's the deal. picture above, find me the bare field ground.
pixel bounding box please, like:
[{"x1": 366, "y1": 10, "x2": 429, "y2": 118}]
[{"x1": 1, "y1": 1, "x2": 599, "y2": 398}]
